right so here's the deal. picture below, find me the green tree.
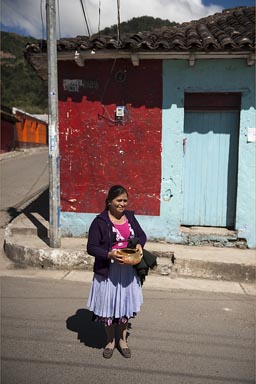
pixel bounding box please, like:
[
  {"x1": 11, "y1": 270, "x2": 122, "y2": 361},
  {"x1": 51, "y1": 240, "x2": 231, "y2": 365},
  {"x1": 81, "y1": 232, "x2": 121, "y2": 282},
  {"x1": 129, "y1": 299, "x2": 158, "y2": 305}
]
[
  {"x1": 99, "y1": 16, "x2": 178, "y2": 36},
  {"x1": 1, "y1": 32, "x2": 48, "y2": 113}
]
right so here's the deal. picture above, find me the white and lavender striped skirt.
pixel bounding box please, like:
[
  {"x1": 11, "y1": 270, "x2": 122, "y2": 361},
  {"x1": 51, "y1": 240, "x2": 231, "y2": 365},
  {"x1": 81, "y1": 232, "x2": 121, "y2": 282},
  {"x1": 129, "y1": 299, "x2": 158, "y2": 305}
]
[{"x1": 87, "y1": 261, "x2": 143, "y2": 326}]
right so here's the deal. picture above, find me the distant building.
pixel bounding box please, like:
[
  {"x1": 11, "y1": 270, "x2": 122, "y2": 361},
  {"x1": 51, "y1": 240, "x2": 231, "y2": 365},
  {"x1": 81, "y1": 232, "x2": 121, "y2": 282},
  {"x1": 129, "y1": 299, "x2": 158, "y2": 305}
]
[
  {"x1": 12, "y1": 107, "x2": 48, "y2": 148},
  {"x1": 0, "y1": 105, "x2": 18, "y2": 152}
]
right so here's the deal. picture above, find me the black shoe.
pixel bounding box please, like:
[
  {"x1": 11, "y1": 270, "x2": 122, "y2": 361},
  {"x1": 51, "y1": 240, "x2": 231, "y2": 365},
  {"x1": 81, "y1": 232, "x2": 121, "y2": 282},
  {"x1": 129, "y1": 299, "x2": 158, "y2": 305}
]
[
  {"x1": 118, "y1": 346, "x2": 131, "y2": 358},
  {"x1": 103, "y1": 347, "x2": 114, "y2": 359}
]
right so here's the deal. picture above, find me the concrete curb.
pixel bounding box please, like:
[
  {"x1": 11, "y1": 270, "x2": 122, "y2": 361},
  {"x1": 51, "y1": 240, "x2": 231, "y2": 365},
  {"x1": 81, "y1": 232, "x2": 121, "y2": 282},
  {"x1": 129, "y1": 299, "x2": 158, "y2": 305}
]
[
  {"x1": 0, "y1": 147, "x2": 48, "y2": 161},
  {"x1": 4, "y1": 233, "x2": 93, "y2": 271},
  {"x1": 4, "y1": 213, "x2": 256, "y2": 283},
  {"x1": 0, "y1": 268, "x2": 255, "y2": 296}
]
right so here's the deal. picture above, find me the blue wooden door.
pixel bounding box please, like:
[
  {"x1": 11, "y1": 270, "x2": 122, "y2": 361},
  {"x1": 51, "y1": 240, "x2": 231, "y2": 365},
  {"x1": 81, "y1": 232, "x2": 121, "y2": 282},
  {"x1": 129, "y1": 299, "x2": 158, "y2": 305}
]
[{"x1": 182, "y1": 111, "x2": 239, "y2": 228}]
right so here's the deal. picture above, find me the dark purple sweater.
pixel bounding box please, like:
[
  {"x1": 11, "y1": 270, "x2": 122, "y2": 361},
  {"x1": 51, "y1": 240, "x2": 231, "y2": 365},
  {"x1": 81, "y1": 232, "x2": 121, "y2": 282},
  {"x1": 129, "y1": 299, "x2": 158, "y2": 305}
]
[{"x1": 87, "y1": 209, "x2": 147, "y2": 277}]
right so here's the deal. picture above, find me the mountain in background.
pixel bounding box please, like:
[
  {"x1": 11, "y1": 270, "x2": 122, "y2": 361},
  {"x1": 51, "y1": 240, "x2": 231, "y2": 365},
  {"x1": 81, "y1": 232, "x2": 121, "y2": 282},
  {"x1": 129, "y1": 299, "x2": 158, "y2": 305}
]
[
  {"x1": 99, "y1": 15, "x2": 178, "y2": 35},
  {"x1": 1, "y1": 16, "x2": 179, "y2": 114},
  {"x1": 1, "y1": 31, "x2": 48, "y2": 114}
]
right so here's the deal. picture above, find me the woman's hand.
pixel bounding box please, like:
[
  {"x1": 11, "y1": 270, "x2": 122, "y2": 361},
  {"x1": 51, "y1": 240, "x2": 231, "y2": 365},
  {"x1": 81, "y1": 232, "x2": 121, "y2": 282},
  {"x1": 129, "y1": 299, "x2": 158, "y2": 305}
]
[
  {"x1": 135, "y1": 244, "x2": 143, "y2": 257},
  {"x1": 108, "y1": 249, "x2": 125, "y2": 264}
]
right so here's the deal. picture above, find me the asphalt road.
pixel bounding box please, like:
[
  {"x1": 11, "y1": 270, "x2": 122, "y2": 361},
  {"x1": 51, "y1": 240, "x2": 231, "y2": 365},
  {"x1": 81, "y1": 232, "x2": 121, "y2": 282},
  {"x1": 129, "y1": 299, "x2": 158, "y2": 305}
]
[
  {"x1": 0, "y1": 149, "x2": 49, "y2": 265},
  {"x1": 1, "y1": 276, "x2": 255, "y2": 384},
  {"x1": 0, "y1": 149, "x2": 48, "y2": 216}
]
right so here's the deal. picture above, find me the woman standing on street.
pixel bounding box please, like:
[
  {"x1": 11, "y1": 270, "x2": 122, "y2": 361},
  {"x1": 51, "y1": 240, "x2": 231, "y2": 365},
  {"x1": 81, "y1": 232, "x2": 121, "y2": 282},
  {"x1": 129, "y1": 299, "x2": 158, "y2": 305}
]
[{"x1": 87, "y1": 185, "x2": 147, "y2": 359}]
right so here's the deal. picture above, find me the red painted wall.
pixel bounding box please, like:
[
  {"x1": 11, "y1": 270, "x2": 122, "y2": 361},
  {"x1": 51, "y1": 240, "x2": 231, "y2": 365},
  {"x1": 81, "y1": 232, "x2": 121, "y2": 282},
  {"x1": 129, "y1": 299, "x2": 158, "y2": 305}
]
[
  {"x1": 0, "y1": 120, "x2": 15, "y2": 152},
  {"x1": 58, "y1": 59, "x2": 162, "y2": 215}
]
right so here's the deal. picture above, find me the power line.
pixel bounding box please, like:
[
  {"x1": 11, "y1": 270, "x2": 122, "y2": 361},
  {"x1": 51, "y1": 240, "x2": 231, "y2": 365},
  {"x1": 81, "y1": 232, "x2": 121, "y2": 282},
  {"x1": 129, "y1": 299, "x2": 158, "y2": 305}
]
[
  {"x1": 80, "y1": 0, "x2": 91, "y2": 37},
  {"x1": 40, "y1": 0, "x2": 45, "y2": 41},
  {"x1": 116, "y1": 0, "x2": 121, "y2": 46},
  {"x1": 1, "y1": 0, "x2": 38, "y2": 30},
  {"x1": 57, "y1": 0, "x2": 62, "y2": 38},
  {"x1": 98, "y1": 0, "x2": 101, "y2": 36}
]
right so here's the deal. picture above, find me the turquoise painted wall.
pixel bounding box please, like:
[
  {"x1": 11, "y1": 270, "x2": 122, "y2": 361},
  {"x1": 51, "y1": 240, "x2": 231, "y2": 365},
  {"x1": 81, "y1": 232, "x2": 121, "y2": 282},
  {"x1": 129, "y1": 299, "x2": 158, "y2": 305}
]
[
  {"x1": 162, "y1": 59, "x2": 255, "y2": 248},
  {"x1": 61, "y1": 58, "x2": 255, "y2": 248}
]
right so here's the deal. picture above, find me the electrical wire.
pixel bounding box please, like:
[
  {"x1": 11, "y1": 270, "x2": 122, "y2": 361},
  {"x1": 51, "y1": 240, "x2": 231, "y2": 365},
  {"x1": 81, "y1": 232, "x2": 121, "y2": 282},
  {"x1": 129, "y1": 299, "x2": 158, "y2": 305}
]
[
  {"x1": 12, "y1": 161, "x2": 49, "y2": 210},
  {"x1": 116, "y1": 0, "x2": 121, "y2": 46},
  {"x1": 80, "y1": 0, "x2": 91, "y2": 37},
  {"x1": 40, "y1": 0, "x2": 45, "y2": 43},
  {"x1": 57, "y1": 0, "x2": 62, "y2": 39},
  {"x1": 98, "y1": 0, "x2": 101, "y2": 36},
  {"x1": 100, "y1": 59, "x2": 117, "y2": 104},
  {"x1": 97, "y1": 59, "x2": 119, "y2": 125},
  {"x1": 2, "y1": 0, "x2": 39, "y2": 35}
]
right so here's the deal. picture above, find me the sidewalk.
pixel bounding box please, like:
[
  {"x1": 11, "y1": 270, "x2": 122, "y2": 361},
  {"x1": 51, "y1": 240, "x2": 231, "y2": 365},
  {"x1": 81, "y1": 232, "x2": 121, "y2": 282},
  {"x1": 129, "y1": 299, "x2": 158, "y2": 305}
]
[
  {"x1": 0, "y1": 146, "x2": 48, "y2": 161},
  {"x1": 1, "y1": 212, "x2": 255, "y2": 296}
]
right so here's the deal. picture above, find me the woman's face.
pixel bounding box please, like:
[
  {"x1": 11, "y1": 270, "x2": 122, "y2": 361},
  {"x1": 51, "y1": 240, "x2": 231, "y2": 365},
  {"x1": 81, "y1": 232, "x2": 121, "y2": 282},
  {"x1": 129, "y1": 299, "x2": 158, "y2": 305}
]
[{"x1": 109, "y1": 193, "x2": 128, "y2": 216}]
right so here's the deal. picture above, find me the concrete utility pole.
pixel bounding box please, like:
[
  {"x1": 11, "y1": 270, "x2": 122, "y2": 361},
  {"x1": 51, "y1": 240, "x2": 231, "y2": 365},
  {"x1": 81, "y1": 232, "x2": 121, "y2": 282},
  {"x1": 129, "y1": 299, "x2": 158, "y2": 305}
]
[{"x1": 46, "y1": 0, "x2": 61, "y2": 248}]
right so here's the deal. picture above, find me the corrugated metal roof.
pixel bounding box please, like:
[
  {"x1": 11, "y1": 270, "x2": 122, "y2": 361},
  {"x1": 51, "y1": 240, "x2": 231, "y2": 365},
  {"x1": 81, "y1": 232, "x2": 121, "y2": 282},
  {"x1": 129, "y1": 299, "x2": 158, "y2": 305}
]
[{"x1": 12, "y1": 108, "x2": 48, "y2": 124}]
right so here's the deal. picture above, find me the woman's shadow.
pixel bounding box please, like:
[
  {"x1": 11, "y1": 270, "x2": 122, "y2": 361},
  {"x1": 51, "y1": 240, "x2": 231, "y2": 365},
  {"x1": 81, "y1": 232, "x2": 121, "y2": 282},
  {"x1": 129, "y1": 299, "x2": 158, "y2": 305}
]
[{"x1": 66, "y1": 309, "x2": 106, "y2": 349}]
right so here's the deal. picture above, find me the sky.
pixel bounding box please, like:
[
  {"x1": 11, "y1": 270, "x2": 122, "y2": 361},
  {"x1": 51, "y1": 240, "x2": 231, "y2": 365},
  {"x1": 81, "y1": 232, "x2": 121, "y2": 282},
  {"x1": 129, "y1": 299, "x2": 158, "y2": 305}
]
[{"x1": 0, "y1": 0, "x2": 255, "y2": 39}]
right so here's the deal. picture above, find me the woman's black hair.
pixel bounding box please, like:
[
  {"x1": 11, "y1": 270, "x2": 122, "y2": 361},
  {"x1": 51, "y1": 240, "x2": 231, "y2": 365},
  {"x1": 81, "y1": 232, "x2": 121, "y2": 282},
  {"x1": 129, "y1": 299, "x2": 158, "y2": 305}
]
[{"x1": 105, "y1": 185, "x2": 128, "y2": 210}]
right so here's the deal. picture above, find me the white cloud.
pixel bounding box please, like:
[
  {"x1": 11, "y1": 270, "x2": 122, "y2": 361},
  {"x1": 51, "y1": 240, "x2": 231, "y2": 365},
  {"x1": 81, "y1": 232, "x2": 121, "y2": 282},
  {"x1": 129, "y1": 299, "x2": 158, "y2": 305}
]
[{"x1": 1, "y1": 0, "x2": 223, "y2": 38}]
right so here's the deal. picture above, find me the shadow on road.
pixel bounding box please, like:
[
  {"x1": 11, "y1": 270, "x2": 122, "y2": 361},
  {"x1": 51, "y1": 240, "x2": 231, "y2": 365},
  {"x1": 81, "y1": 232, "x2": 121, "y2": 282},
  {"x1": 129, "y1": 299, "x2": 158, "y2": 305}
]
[
  {"x1": 23, "y1": 187, "x2": 49, "y2": 221},
  {"x1": 6, "y1": 188, "x2": 50, "y2": 245},
  {"x1": 66, "y1": 309, "x2": 106, "y2": 349},
  {"x1": 7, "y1": 188, "x2": 49, "y2": 222}
]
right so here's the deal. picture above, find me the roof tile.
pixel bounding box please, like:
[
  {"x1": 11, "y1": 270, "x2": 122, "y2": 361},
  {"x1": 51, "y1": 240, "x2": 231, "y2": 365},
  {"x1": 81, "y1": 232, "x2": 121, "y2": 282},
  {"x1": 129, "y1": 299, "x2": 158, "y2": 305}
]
[{"x1": 25, "y1": 6, "x2": 255, "y2": 60}]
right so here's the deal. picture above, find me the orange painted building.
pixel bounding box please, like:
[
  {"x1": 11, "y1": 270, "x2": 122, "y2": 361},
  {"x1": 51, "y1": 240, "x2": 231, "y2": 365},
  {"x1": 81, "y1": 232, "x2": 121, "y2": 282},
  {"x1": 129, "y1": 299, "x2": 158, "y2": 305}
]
[{"x1": 13, "y1": 108, "x2": 48, "y2": 148}]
